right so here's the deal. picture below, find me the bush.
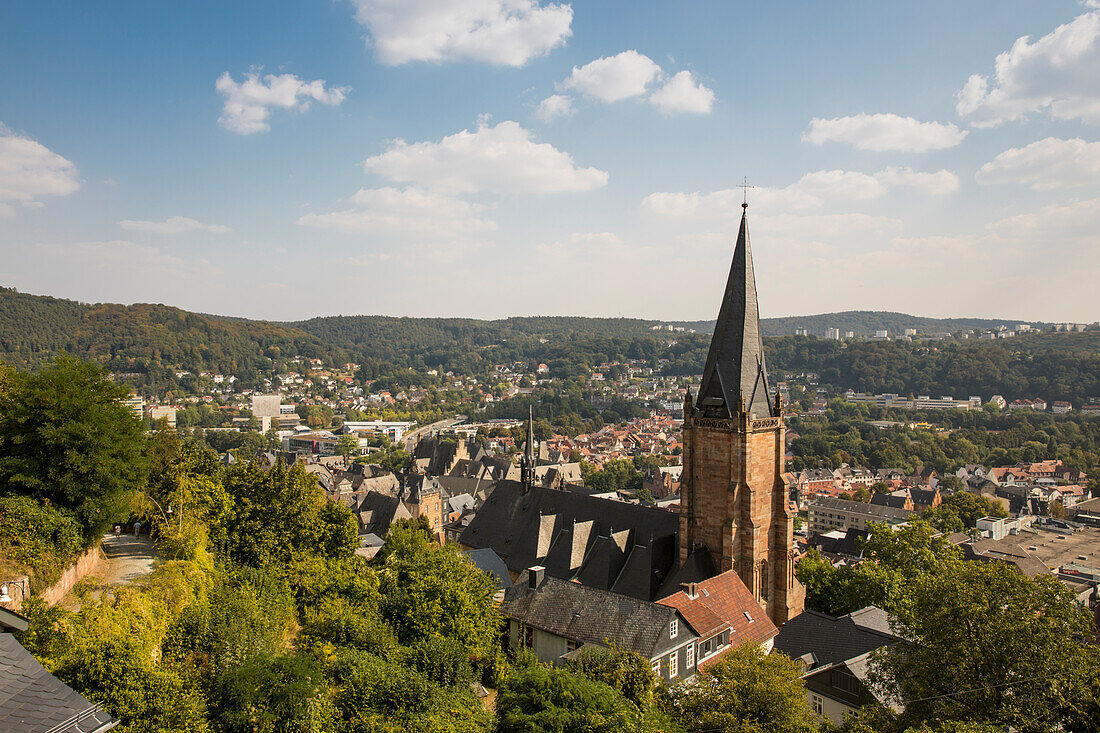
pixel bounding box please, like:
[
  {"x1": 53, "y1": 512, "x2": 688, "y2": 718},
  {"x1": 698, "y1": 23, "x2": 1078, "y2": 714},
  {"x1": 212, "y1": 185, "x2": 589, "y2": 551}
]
[{"x1": 0, "y1": 494, "x2": 85, "y2": 590}]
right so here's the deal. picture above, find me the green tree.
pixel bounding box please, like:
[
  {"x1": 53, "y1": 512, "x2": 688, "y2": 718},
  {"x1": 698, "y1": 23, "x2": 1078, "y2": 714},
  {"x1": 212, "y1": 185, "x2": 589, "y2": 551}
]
[
  {"x1": 377, "y1": 521, "x2": 501, "y2": 660},
  {"x1": 336, "y1": 433, "x2": 361, "y2": 462},
  {"x1": 941, "y1": 492, "x2": 1006, "y2": 527},
  {"x1": 870, "y1": 558, "x2": 1099, "y2": 733},
  {"x1": 496, "y1": 665, "x2": 647, "y2": 733},
  {"x1": 567, "y1": 646, "x2": 659, "y2": 710},
  {"x1": 220, "y1": 461, "x2": 357, "y2": 567},
  {"x1": 0, "y1": 355, "x2": 148, "y2": 540},
  {"x1": 208, "y1": 653, "x2": 337, "y2": 733},
  {"x1": 665, "y1": 643, "x2": 815, "y2": 733},
  {"x1": 55, "y1": 637, "x2": 209, "y2": 733}
]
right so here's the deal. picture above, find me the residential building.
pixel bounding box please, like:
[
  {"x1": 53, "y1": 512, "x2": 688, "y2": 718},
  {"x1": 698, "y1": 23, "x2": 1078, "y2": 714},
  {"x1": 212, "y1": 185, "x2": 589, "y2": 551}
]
[
  {"x1": 773, "y1": 606, "x2": 903, "y2": 724},
  {"x1": 502, "y1": 568, "x2": 700, "y2": 682},
  {"x1": 808, "y1": 497, "x2": 913, "y2": 535}
]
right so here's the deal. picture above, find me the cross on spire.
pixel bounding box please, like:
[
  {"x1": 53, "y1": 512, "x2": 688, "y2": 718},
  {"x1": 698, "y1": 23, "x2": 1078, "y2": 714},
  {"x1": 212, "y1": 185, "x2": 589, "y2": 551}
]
[{"x1": 738, "y1": 176, "x2": 754, "y2": 207}]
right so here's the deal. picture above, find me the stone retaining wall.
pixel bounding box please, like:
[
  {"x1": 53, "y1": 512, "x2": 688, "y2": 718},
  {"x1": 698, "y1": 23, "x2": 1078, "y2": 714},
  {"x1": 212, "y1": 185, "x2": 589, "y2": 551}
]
[{"x1": 40, "y1": 545, "x2": 104, "y2": 606}]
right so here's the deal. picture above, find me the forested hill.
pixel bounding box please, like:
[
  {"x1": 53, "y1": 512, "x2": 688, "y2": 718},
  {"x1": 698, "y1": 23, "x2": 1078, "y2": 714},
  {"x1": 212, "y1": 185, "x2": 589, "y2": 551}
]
[
  {"x1": 758, "y1": 311, "x2": 1044, "y2": 337},
  {"x1": 0, "y1": 287, "x2": 343, "y2": 376},
  {"x1": 1, "y1": 287, "x2": 1094, "y2": 404}
]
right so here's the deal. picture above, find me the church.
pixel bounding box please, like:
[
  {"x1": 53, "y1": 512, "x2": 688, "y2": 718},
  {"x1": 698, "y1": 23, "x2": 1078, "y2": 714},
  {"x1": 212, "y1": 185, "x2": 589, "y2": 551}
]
[{"x1": 461, "y1": 202, "x2": 804, "y2": 627}]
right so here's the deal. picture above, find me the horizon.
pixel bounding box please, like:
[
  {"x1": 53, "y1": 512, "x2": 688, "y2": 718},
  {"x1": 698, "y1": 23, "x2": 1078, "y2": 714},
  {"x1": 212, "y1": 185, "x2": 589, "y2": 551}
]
[
  {"x1": 2, "y1": 283, "x2": 1059, "y2": 328},
  {"x1": 2, "y1": 1, "x2": 1099, "y2": 322}
]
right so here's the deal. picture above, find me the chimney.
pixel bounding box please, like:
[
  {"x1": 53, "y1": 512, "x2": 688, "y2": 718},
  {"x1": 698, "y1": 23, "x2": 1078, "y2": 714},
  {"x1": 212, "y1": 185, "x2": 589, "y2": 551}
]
[
  {"x1": 528, "y1": 565, "x2": 546, "y2": 589},
  {"x1": 680, "y1": 582, "x2": 698, "y2": 599}
]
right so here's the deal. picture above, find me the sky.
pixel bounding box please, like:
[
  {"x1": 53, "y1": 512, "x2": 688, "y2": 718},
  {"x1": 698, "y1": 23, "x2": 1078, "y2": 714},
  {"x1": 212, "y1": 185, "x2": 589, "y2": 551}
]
[{"x1": 2, "y1": 0, "x2": 1099, "y2": 323}]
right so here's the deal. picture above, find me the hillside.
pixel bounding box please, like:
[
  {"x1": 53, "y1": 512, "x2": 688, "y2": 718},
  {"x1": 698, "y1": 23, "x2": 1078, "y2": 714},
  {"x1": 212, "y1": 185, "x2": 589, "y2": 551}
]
[
  {"x1": 0, "y1": 288, "x2": 344, "y2": 384},
  {"x1": 1, "y1": 288, "x2": 1095, "y2": 404},
  {"x1": 758, "y1": 311, "x2": 1046, "y2": 338}
]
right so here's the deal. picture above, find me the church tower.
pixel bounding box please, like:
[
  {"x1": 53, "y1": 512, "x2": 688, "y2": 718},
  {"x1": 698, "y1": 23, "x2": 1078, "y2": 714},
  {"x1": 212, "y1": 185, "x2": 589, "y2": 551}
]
[{"x1": 678, "y1": 203, "x2": 804, "y2": 626}]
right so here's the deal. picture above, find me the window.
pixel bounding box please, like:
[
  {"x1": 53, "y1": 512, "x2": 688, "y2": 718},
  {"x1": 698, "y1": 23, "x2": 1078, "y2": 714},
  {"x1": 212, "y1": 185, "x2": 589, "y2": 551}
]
[
  {"x1": 523, "y1": 625, "x2": 534, "y2": 649},
  {"x1": 685, "y1": 644, "x2": 694, "y2": 669},
  {"x1": 565, "y1": 639, "x2": 579, "y2": 653},
  {"x1": 669, "y1": 619, "x2": 678, "y2": 638},
  {"x1": 811, "y1": 694, "x2": 824, "y2": 716},
  {"x1": 651, "y1": 659, "x2": 661, "y2": 676},
  {"x1": 831, "y1": 670, "x2": 861, "y2": 695},
  {"x1": 669, "y1": 650, "x2": 678, "y2": 677}
]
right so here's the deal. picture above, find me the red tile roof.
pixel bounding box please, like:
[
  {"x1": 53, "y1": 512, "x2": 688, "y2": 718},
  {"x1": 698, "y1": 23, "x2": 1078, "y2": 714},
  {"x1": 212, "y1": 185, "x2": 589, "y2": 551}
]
[{"x1": 657, "y1": 570, "x2": 779, "y2": 649}]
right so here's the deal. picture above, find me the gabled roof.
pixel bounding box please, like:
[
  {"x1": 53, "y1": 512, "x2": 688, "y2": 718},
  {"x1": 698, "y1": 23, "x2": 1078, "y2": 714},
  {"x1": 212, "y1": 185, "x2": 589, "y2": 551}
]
[
  {"x1": 695, "y1": 205, "x2": 775, "y2": 419},
  {"x1": 464, "y1": 548, "x2": 512, "y2": 591},
  {"x1": 773, "y1": 606, "x2": 900, "y2": 669},
  {"x1": 459, "y1": 481, "x2": 678, "y2": 601},
  {"x1": 657, "y1": 570, "x2": 778, "y2": 647},
  {"x1": 502, "y1": 572, "x2": 696, "y2": 659},
  {"x1": 0, "y1": 633, "x2": 117, "y2": 732}
]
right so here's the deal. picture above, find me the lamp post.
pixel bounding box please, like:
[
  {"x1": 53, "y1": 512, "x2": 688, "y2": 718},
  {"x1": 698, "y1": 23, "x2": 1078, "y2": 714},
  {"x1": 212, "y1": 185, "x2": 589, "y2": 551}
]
[{"x1": 0, "y1": 578, "x2": 29, "y2": 607}]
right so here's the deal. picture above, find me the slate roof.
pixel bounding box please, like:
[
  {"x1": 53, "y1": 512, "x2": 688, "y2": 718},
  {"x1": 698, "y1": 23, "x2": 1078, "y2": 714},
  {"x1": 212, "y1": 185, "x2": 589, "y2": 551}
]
[
  {"x1": 355, "y1": 491, "x2": 411, "y2": 536},
  {"x1": 459, "y1": 481, "x2": 679, "y2": 601},
  {"x1": 909, "y1": 488, "x2": 939, "y2": 507},
  {"x1": 773, "y1": 607, "x2": 900, "y2": 670},
  {"x1": 657, "y1": 570, "x2": 778, "y2": 647},
  {"x1": 0, "y1": 633, "x2": 117, "y2": 732},
  {"x1": 695, "y1": 205, "x2": 775, "y2": 419},
  {"x1": 464, "y1": 548, "x2": 512, "y2": 591},
  {"x1": 502, "y1": 571, "x2": 696, "y2": 659},
  {"x1": 870, "y1": 492, "x2": 910, "y2": 509}
]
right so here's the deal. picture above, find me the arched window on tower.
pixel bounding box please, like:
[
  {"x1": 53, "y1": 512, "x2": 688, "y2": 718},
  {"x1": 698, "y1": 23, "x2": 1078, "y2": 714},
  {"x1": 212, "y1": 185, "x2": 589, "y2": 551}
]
[{"x1": 760, "y1": 559, "x2": 769, "y2": 601}]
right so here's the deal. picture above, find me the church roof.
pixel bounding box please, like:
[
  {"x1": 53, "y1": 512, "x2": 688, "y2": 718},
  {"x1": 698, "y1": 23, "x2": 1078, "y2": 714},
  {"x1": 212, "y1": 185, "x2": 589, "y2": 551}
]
[
  {"x1": 696, "y1": 205, "x2": 775, "y2": 418},
  {"x1": 459, "y1": 481, "x2": 679, "y2": 601}
]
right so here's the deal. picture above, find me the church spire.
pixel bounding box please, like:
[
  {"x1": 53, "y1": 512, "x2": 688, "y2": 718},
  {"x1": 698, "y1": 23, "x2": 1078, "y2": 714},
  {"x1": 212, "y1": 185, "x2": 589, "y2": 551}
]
[
  {"x1": 695, "y1": 203, "x2": 775, "y2": 418},
  {"x1": 521, "y1": 406, "x2": 535, "y2": 490}
]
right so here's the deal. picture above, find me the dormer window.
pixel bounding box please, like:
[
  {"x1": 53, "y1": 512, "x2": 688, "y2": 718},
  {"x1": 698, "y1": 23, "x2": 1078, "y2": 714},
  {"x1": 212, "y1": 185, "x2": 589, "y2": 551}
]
[{"x1": 670, "y1": 619, "x2": 678, "y2": 638}]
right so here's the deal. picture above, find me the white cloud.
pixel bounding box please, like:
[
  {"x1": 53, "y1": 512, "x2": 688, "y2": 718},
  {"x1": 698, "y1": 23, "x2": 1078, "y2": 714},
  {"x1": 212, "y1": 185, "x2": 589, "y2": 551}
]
[
  {"x1": 641, "y1": 167, "x2": 956, "y2": 218},
  {"x1": 297, "y1": 186, "x2": 497, "y2": 235},
  {"x1": 802, "y1": 113, "x2": 968, "y2": 152},
  {"x1": 0, "y1": 124, "x2": 79, "y2": 215},
  {"x1": 118, "y1": 216, "x2": 231, "y2": 234},
  {"x1": 363, "y1": 120, "x2": 608, "y2": 194},
  {"x1": 976, "y1": 137, "x2": 1100, "y2": 190},
  {"x1": 795, "y1": 170, "x2": 884, "y2": 200},
  {"x1": 956, "y1": 11, "x2": 1100, "y2": 127},
  {"x1": 560, "y1": 50, "x2": 662, "y2": 102},
  {"x1": 987, "y1": 195, "x2": 1100, "y2": 239},
  {"x1": 216, "y1": 71, "x2": 348, "y2": 134},
  {"x1": 537, "y1": 94, "x2": 575, "y2": 121},
  {"x1": 569, "y1": 231, "x2": 623, "y2": 245},
  {"x1": 874, "y1": 166, "x2": 960, "y2": 195},
  {"x1": 648, "y1": 71, "x2": 715, "y2": 115},
  {"x1": 350, "y1": 0, "x2": 573, "y2": 66}
]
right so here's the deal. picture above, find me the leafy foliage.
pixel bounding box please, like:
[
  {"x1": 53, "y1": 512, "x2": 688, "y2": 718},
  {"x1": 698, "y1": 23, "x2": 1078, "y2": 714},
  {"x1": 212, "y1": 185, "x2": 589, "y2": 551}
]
[
  {"x1": 664, "y1": 643, "x2": 817, "y2": 733},
  {"x1": 0, "y1": 354, "x2": 148, "y2": 540}
]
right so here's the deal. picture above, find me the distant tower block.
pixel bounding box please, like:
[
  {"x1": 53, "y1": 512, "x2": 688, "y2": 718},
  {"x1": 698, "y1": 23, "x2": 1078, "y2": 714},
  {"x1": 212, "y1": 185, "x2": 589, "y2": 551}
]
[
  {"x1": 679, "y1": 202, "x2": 805, "y2": 626},
  {"x1": 251, "y1": 394, "x2": 282, "y2": 433}
]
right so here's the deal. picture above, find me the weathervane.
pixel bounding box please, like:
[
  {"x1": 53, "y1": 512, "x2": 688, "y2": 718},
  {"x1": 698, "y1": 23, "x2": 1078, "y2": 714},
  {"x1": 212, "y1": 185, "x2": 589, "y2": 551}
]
[{"x1": 738, "y1": 176, "x2": 754, "y2": 207}]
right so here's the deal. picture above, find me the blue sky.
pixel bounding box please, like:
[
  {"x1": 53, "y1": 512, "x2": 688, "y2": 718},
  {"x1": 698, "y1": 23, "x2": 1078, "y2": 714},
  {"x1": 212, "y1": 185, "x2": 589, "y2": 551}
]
[{"x1": 2, "y1": 1, "x2": 1098, "y2": 322}]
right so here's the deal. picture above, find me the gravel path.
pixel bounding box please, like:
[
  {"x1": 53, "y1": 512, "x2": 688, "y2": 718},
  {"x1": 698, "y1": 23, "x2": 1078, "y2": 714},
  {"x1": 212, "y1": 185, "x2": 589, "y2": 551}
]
[{"x1": 98, "y1": 533, "x2": 159, "y2": 586}]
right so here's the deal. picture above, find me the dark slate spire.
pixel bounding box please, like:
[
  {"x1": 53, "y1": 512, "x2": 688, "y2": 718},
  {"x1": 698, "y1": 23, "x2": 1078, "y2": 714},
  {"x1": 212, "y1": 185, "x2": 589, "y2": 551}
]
[
  {"x1": 521, "y1": 406, "x2": 535, "y2": 490},
  {"x1": 696, "y1": 203, "x2": 775, "y2": 418}
]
